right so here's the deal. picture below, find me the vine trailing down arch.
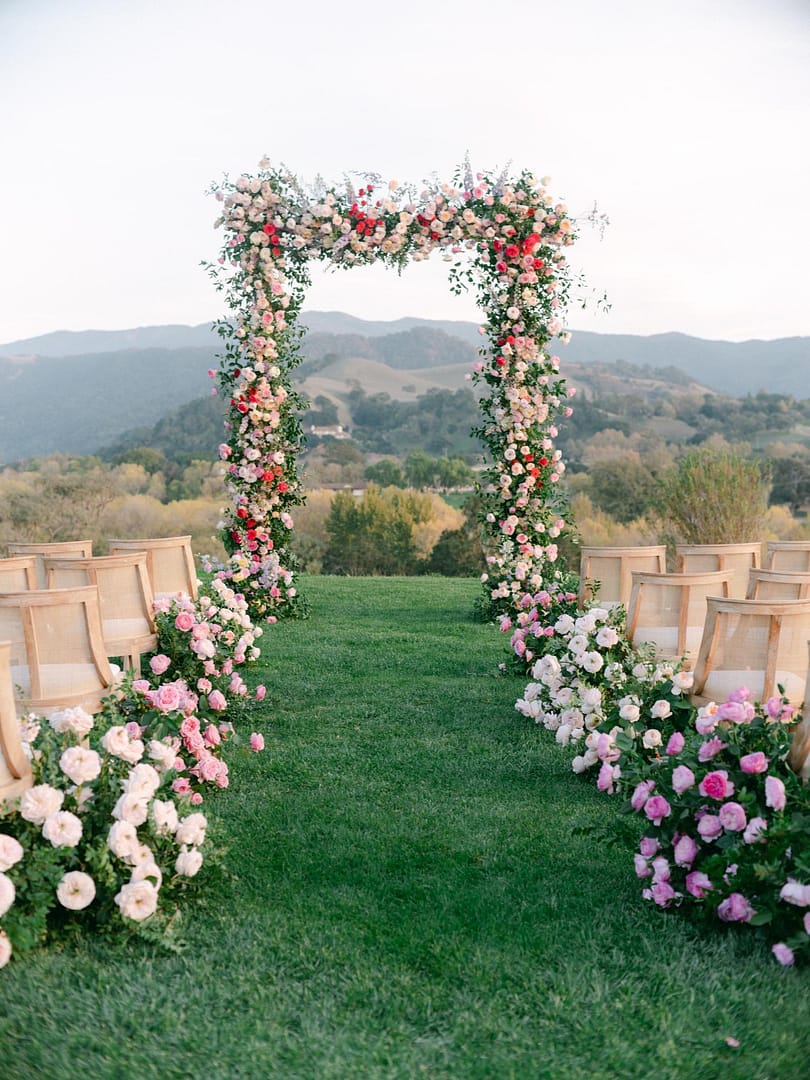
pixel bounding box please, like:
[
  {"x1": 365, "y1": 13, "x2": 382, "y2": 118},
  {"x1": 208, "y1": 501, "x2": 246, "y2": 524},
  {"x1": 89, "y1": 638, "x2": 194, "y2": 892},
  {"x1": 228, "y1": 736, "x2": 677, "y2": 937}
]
[{"x1": 207, "y1": 160, "x2": 578, "y2": 622}]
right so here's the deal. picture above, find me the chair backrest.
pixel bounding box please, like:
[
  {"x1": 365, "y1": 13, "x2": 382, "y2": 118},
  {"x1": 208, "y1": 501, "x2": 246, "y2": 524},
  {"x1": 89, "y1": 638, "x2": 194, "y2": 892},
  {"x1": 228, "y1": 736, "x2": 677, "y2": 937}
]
[
  {"x1": 676, "y1": 542, "x2": 762, "y2": 599},
  {"x1": 0, "y1": 586, "x2": 113, "y2": 714},
  {"x1": 45, "y1": 554, "x2": 157, "y2": 660},
  {"x1": 746, "y1": 568, "x2": 810, "y2": 601},
  {"x1": 0, "y1": 555, "x2": 38, "y2": 591},
  {"x1": 6, "y1": 540, "x2": 93, "y2": 588},
  {"x1": 578, "y1": 545, "x2": 667, "y2": 609},
  {"x1": 765, "y1": 541, "x2": 810, "y2": 574},
  {"x1": 0, "y1": 640, "x2": 34, "y2": 804},
  {"x1": 108, "y1": 536, "x2": 198, "y2": 600},
  {"x1": 691, "y1": 595, "x2": 810, "y2": 707},
  {"x1": 787, "y1": 642, "x2": 810, "y2": 780},
  {"x1": 626, "y1": 569, "x2": 734, "y2": 662}
]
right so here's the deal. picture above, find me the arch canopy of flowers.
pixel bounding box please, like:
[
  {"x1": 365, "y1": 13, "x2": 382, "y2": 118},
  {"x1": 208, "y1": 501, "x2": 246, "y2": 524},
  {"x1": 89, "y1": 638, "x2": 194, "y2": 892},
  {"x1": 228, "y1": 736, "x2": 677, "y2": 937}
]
[{"x1": 207, "y1": 160, "x2": 578, "y2": 620}]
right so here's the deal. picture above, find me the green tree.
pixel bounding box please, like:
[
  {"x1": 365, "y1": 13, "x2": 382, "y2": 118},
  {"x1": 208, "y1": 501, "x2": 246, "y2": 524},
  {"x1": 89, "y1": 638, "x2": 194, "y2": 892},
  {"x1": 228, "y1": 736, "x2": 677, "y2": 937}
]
[
  {"x1": 364, "y1": 460, "x2": 406, "y2": 488},
  {"x1": 589, "y1": 457, "x2": 660, "y2": 523},
  {"x1": 322, "y1": 486, "x2": 419, "y2": 575}
]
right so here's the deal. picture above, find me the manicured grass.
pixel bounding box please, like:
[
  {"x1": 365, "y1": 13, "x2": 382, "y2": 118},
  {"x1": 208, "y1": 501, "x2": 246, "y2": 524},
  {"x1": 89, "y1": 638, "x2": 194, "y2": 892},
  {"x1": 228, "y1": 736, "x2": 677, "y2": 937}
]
[{"x1": 1, "y1": 575, "x2": 808, "y2": 1078}]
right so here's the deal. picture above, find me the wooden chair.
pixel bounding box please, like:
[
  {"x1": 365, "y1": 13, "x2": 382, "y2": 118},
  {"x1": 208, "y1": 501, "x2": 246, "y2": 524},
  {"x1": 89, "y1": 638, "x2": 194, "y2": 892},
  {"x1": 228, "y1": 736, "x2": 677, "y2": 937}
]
[
  {"x1": 578, "y1": 545, "x2": 667, "y2": 610},
  {"x1": 0, "y1": 640, "x2": 33, "y2": 804},
  {"x1": 45, "y1": 554, "x2": 158, "y2": 675},
  {"x1": 0, "y1": 587, "x2": 114, "y2": 715},
  {"x1": 626, "y1": 569, "x2": 734, "y2": 663},
  {"x1": 787, "y1": 643, "x2": 810, "y2": 781},
  {"x1": 746, "y1": 568, "x2": 810, "y2": 601},
  {"x1": 108, "y1": 536, "x2": 198, "y2": 601},
  {"x1": 691, "y1": 596, "x2": 810, "y2": 707},
  {"x1": 675, "y1": 542, "x2": 761, "y2": 599},
  {"x1": 0, "y1": 556, "x2": 38, "y2": 591},
  {"x1": 6, "y1": 540, "x2": 93, "y2": 589},
  {"x1": 765, "y1": 541, "x2": 810, "y2": 574}
]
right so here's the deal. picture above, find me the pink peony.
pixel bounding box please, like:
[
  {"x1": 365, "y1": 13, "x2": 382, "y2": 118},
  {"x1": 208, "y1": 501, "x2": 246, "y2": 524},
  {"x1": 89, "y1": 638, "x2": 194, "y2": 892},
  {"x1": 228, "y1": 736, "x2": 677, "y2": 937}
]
[
  {"x1": 699, "y1": 770, "x2": 734, "y2": 800},
  {"x1": 650, "y1": 881, "x2": 677, "y2": 907},
  {"x1": 697, "y1": 815, "x2": 723, "y2": 842},
  {"x1": 743, "y1": 816, "x2": 767, "y2": 844},
  {"x1": 698, "y1": 737, "x2": 728, "y2": 763},
  {"x1": 765, "y1": 776, "x2": 786, "y2": 811},
  {"x1": 149, "y1": 654, "x2": 171, "y2": 676},
  {"x1": 250, "y1": 733, "x2": 265, "y2": 752},
  {"x1": 772, "y1": 943, "x2": 795, "y2": 966},
  {"x1": 718, "y1": 802, "x2": 747, "y2": 832},
  {"x1": 631, "y1": 780, "x2": 655, "y2": 812},
  {"x1": 673, "y1": 834, "x2": 698, "y2": 868},
  {"x1": 717, "y1": 892, "x2": 755, "y2": 922},
  {"x1": 665, "y1": 732, "x2": 685, "y2": 756},
  {"x1": 739, "y1": 751, "x2": 769, "y2": 774},
  {"x1": 671, "y1": 765, "x2": 696, "y2": 794},
  {"x1": 639, "y1": 837, "x2": 660, "y2": 857},
  {"x1": 174, "y1": 611, "x2": 195, "y2": 632},
  {"x1": 208, "y1": 690, "x2": 227, "y2": 712},
  {"x1": 644, "y1": 795, "x2": 671, "y2": 826},
  {"x1": 686, "y1": 871, "x2": 713, "y2": 898}
]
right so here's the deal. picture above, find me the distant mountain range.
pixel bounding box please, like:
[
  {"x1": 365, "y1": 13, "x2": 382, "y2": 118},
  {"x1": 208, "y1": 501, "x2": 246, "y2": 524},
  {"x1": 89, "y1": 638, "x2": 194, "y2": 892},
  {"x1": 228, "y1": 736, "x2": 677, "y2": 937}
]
[{"x1": 0, "y1": 313, "x2": 807, "y2": 464}]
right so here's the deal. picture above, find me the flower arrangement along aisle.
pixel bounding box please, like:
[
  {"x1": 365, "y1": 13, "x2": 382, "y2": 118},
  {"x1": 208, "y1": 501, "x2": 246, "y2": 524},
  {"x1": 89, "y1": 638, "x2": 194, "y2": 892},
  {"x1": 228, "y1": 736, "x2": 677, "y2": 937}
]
[{"x1": 206, "y1": 159, "x2": 579, "y2": 622}]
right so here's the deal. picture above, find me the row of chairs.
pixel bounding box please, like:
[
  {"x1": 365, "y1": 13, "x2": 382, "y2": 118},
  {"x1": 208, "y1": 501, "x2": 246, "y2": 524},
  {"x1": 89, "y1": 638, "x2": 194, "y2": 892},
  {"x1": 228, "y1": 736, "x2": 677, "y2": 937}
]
[{"x1": 0, "y1": 536, "x2": 198, "y2": 717}]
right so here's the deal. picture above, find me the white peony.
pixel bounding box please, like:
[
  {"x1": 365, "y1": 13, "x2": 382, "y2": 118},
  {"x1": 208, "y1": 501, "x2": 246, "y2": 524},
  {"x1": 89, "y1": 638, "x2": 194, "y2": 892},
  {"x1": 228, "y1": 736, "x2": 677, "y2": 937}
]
[
  {"x1": 112, "y1": 793, "x2": 149, "y2": 827},
  {"x1": 49, "y1": 706, "x2": 94, "y2": 737},
  {"x1": 19, "y1": 784, "x2": 64, "y2": 825},
  {"x1": 123, "y1": 763, "x2": 161, "y2": 799},
  {"x1": 59, "y1": 746, "x2": 102, "y2": 785},
  {"x1": 174, "y1": 812, "x2": 207, "y2": 847},
  {"x1": 115, "y1": 879, "x2": 159, "y2": 922},
  {"x1": 42, "y1": 810, "x2": 83, "y2": 848},
  {"x1": 0, "y1": 871, "x2": 16, "y2": 917},
  {"x1": 56, "y1": 870, "x2": 96, "y2": 911},
  {"x1": 151, "y1": 799, "x2": 179, "y2": 836},
  {"x1": 0, "y1": 833, "x2": 24, "y2": 872},
  {"x1": 0, "y1": 929, "x2": 11, "y2": 968},
  {"x1": 107, "y1": 820, "x2": 139, "y2": 861},
  {"x1": 175, "y1": 846, "x2": 203, "y2": 878}
]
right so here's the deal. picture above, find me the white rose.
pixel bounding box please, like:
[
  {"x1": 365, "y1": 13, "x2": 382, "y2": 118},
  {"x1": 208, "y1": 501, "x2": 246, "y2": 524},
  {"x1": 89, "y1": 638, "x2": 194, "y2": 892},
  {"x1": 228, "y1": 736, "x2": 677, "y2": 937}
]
[
  {"x1": 571, "y1": 755, "x2": 587, "y2": 774},
  {"x1": 0, "y1": 834, "x2": 24, "y2": 872},
  {"x1": 175, "y1": 846, "x2": 203, "y2": 877},
  {"x1": 672, "y1": 671, "x2": 694, "y2": 692},
  {"x1": 642, "y1": 729, "x2": 663, "y2": 749},
  {"x1": 56, "y1": 870, "x2": 96, "y2": 911},
  {"x1": 650, "y1": 700, "x2": 672, "y2": 720},
  {"x1": 568, "y1": 634, "x2": 588, "y2": 656},
  {"x1": 19, "y1": 783, "x2": 64, "y2": 825},
  {"x1": 595, "y1": 626, "x2": 619, "y2": 648},
  {"x1": 123, "y1": 763, "x2": 161, "y2": 798},
  {"x1": 49, "y1": 706, "x2": 94, "y2": 738},
  {"x1": 0, "y1": 929, "x2": 11, "y2": 968},
  {"x1": 131, "y1": 860, "x2": 163, "y2": 890},
  {"x1": 147, "y1": 740, "x2": 177, "y2": 770},
  {"x1": 575, "y1": 614, "x2": 597, "y2": 635},
  {"x1": 113, "y1": 794, "x2": 149, "y2": 827},
  {"x1": 554, "y1": 614, "x2": 575, "y2": 635},
  {"x1": 151, "y1": 799, "x2": 179, "y2": 836},
  {"x1": 108, "y1": 820, "x2": 139, "y2": 860},
  {"x1": 174, "y1": 812, "x2": 207, "y2": 847},
  {"x1": 581, "y1": 651, "x2": 604, "y2": 673},
  {"x1": 555, "y1": 724, "x2": 572, "y2": 747},
  {"x1": 59, "y1": 746, "x2": 102, "y2": 786},
  {"x1": 115, "y1": 880, "x2": 159, "y2": 922},
  {"x1": 581, "y1": 687, "x2": 602, "y2": 713},
  {"x1": 0, "y1": 871, "x2": 16, "y2": 917},
  {"x1": 130, "y1": 842, "x2": 154, "y2": 867},
  {"x1": 101, "y1": 726, "x2": 144, "y2": 764},
  {"x1": 619, "y1": 702, "x2": 641, "y2": 723},
  {"x1": 42, "y1": 810, "x2": 83, "y2": 848}
]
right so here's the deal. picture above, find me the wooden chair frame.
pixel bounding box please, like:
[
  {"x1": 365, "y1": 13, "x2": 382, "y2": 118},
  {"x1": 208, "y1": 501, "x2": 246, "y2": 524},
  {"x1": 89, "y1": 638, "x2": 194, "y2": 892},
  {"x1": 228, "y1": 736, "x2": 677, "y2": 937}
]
[
  {"x1": 787, "y1": 643, "x2": 810, "y2": 780},
  {"x1": 765, "y1": 541, "x2": 810, "y2": 573},
  {"x1": 0, "y1": 640, "x2": 33, "y2": 803},
  {"x1": 0, "y1": 555, "x2": 38, "y2": 591},
  {"x1": 675, "y1": 542, "x2": 762, "y2": 599},
  {"x1": 108, "y1": 535, "x2": 198, "y2": 600},
  {"x1": 626, "y1": 569, "x2": 733, "y2": 661},
  {"x1": 578, "y1": 545, "x2": 667, "y2": 609},
  {"x1": 746, "y1": 568, "x2": 810, "y2": 601},
  {"x1": 6, "y1": 540, "x2": 93, "y2": 588}
]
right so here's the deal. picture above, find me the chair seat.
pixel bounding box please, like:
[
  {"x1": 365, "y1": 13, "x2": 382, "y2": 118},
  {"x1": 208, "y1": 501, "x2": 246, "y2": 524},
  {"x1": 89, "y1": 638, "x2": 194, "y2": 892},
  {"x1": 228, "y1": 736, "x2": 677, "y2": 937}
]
[
  {"x1": 11, "y1": 662, "x2": 107, "y2": 705},
  {"x1": 631, "y1": 625, "x2": 705, "y2": 657}
]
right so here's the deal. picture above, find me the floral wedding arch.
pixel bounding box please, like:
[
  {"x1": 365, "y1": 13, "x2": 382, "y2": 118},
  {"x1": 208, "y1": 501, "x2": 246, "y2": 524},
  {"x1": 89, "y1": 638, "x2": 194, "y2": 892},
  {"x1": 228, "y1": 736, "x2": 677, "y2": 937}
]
[{"x1": 208, "y1": 160, "x2": 577, "y2": 621}]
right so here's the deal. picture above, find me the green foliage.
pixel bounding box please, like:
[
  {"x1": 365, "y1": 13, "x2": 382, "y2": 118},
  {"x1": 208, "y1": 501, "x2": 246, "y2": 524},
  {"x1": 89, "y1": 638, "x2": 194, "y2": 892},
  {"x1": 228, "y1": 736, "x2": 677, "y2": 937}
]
[
  {"x1": 364, "y1": 459, "x2": 406, "y2": 488},
  {"x1": 425, "y1": 495, "x2": 486, "y2": 577},
  {"x1": 588, "y1": 457, "x2": 661, "y2": 523},
  {"x1": 322, "y1": 485, "x2": 430, "y2": 575},
  {"x1": 346, "y1": 386, "x2": 482, "y2": 457}
]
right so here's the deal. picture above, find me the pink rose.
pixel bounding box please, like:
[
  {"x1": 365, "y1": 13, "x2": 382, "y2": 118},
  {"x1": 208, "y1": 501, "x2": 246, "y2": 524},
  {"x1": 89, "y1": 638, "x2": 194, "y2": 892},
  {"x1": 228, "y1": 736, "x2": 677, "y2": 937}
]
[
  {"x1": 743, "y1": 816, "x2": 767, "y2": 844},
  {"x1": 171, "y1": 777, "x2": 191, "y2": 795},
  {"x1": 699, "y1": 770, "x2": 734, "y2": 800},
  {"x1": 673, "y1": 834, "x2": 698, "y2": 868},
  {"x1": 639, "y1": 837, "x2": 660, "y2": 857},
  {"x1": 686, "y1": 871, "x2": 713, "y2": 898},
  {"x1": 132, "y1": 679, "x2": 151, "y2": 693},
  {"x1": 697, "y1": 815, "x2": 723, "y2": 842},
  {"x1": 250, "y1": 733, "x2": 265, "y2": 752},
  {"x1": 695, "y1": 714, "x2": 718, "y2": 736},
  {"x1": 740, "y1": 751, "x2": 769, "y2": 774},
  {"x1": 184, "y1": 732, "x2": 205, "y2": 754},
  {"x1": 650, "y1": 881, "x2": 676, "y2": 907},
  {"x1": 174, "y1": 612, "x2": 195, "y2": 632},
  {"x1": 179, "y1": 717, "x2": 200, "y2": 738},
  {"x1": 208, "y1": 690, "x2": 227, "y2": 712},
  {"x1": 597, "y1": 762, "x2": 617, "y2": 794},
  {"x1": 765, "y1": 776, "x2": 786, "y2": 811},
  {"x1": 197, "y1": 678, "x2": 212, "y2": 694},
  {"x1": 717, "y1": 892, "x2": 755, "y2": 923},
  {"x1": 665, "y1": 732, "x2": 685, "y2": 756},
  {"x1": 716, "y1": 700, "x2": 753, "y2": 724},
  {"x1": 672, "y1": 765, "x2": 695, "y2": 794},
  {"x1": 698, "y1": 737, "x2": 728, "y2": 763},
  {"x1": 631, "y1": 780, "x2": 655, "y2": 812},
  {"x1": 644, "y1": 795, "x2": 671, "y2": 826},
  {"x1": 772, "y1": 943, "x2": 795, "y2": 966},
  {"x1": 804, "y1": 913, "x2": 810, "y2": 935},
  {"x1": 190, "y1": 792, "x2": 204, "y2": 805},
  {"x1": 634, "y1": 854, "x2": 652, "y2": 878},
  {"x1": 779, "y1": 879, "x2": 810, "y2": 907},
  {"x1": 204, "y1": 724, "x2": 221, "y2": 747},
  {"x1": 255, "y1": 684, "x2": 266, "y2": 701},
  {"x1": 718, "y1": 802, "x2": 747, "y2": 832},
  {"x1": 153, "y1": 684, "x2": 182, "y2": 714},
  {"x1": 149, "y1": 654, "x2": 171, "y2": 676},
  {"x1": 651, "y1": 856, "x2": 670, "y2": 883},
  {"x1": 196, "y1": 755, "x2": 221, "y2": 783}
]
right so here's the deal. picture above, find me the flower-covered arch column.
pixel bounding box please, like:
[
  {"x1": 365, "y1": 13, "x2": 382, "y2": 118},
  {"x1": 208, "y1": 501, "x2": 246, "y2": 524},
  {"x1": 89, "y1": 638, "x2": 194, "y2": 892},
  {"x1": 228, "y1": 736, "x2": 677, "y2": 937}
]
[{"x1": 207, "y1": 161, "x2": 577, "y2": 621}]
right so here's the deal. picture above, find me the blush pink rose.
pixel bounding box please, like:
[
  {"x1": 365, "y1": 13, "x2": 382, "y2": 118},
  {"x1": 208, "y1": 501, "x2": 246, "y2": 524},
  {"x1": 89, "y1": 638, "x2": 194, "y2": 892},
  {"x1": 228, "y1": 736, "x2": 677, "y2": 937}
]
[
  {"x1": 631, "y1": 780, "x2": 655, "y2": 812},
  {"x1": 672, "y1": 765, "x2": 695, "y2": 794},
  {"x1": 697, "y1": 814, "x2": 723, "y2": 842},
  {"x1": 716, "y1": 700, "x2": 753, "y2": 724},
  {"x1": 718, "y1": 802, "x2": 747, "y2": 832},
  {"x1": 208, "y1": 690, "x2": 227, "y2": 712},
  {"x1": 204, "y1": 724, "x2": 221, "y2": 747},
  {"x1": 699, "y1": 770, "x2": 734, "y2": 800},
  {"x1": 153, "y1": 684, "x2": 182, "y2": 714},
  {"x1": 171, "y1": 777, "x2": 191, "y2": 795},
  {"x1": 149, "y1": 654, "x2": 171, "y2": 676},
  {"x1": 698, "y1": 737, "x2": 728, "y2": 763},
  {"x1": 740, "y1": 751, "x2": 769, "y2": 774},
  {"x1": 250, "y1": 733, "x2": 265, "y2": 752},
  {"x1": 673, "y1": 834, "x2": 698, "y2": 868},
  {"x1": 743, "y1": 816, "x2": 767, "y2": 844},
  {"x1": 174, "y1": 612, "x2": 195, "y2": 632},
  {"x1": 772, "y1": 943, "x2": 795, "y2": 966},
  {"x1": 765, "y1": 776, "x2": 786, "y2": 811},
  {"x1": 650, "y1": 881, "x2": 676, "y2": 907},
  {"x1": 639, "y1": 837, "x2": 660, "y2": 857},
  {"x1": 665, "y1": 732, "x2": 685, "y2": 756},
  {"x1": 686, "y1": 871, "x2": 713, "y2": 898},
  {"x1": 179, "y1": 717, "x2": 200, "y2": 738},
  {"x1": 255, "y1": 684, "x2": 267, "y2": 701},
  {"x1": 644, "y1": 795, "x2": 671, "y2": 826},
  {"x1": 634, "y1": 854, "x2": 652, "y2": 878}
]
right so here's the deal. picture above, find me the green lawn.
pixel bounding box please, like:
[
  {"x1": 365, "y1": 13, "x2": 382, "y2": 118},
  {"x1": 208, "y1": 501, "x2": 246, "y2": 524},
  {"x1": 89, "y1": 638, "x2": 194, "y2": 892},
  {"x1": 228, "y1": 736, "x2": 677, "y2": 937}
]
[{"x1": 1, "y1": 575, "x2": 807, "y2": 1078}]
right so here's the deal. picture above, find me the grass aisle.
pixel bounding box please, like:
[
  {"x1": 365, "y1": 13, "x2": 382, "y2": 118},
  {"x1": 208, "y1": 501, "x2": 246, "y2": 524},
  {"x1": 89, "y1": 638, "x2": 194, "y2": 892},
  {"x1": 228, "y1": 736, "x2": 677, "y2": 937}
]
[{"x1": 2, "y1": 576, "x2": 808, "y2": 1078}]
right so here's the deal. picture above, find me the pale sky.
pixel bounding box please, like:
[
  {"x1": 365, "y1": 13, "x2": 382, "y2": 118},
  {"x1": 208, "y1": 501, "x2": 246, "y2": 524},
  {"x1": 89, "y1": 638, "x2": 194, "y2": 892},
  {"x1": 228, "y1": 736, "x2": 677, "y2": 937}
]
[{"x1": 1, "y1": 0, "x2": 808, "y2": 345}]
